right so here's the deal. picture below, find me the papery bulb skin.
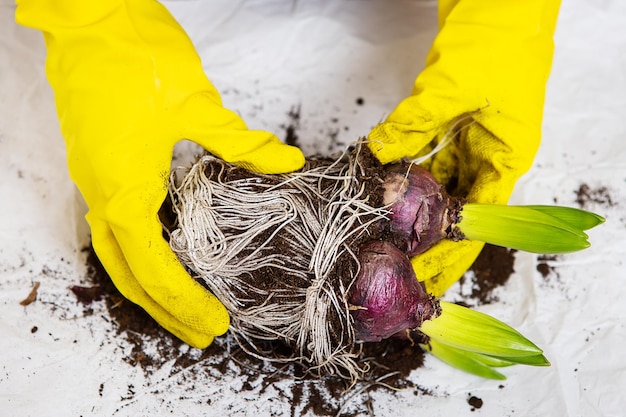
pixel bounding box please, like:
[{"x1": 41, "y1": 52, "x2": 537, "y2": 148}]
[
  {"x1": 349, "y1": 241, "x2": 435, "y2": 342},
  {"x1": 383, "y1": 163, "x2": 459, "y2": 256}
]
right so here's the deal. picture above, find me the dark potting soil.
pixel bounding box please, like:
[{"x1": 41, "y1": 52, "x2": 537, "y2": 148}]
[
  {"x1": 460, "y1": 246, "x2": 516, "y2": 305},
  {"x1": 81, "y1": 245, "x2": 425, "y2": 411},
  {"x1": 77, "y1": 239, "x2": 514, "y2": 416}
]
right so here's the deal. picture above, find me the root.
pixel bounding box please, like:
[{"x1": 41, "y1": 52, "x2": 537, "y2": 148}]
[{"x1": 167, "y1": 142, "x2": 389, "y2": 382}]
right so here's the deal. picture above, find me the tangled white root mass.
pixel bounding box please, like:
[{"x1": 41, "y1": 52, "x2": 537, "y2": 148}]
[{"x1": 167, "y1": 144, "x2": 389, "y2": 381}]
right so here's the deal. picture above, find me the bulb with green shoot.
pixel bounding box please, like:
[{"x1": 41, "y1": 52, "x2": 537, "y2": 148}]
[
  {"x1": 349, "y1": 241, "x2": 550, "y2": 380},
  {"x1": 382, "y1": 163, "x2": 604, "y2": 256}
]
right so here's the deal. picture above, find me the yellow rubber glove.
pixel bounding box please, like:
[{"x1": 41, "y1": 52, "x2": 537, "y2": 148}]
[
  {"x1": 368, "y1": 0, "x2": 561, "y2": 296},
  {"x1": 15, "y1": 0, "x2": 305, "y2": 348}
]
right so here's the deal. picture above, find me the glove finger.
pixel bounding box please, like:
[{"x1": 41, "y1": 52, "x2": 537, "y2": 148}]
[
  {"x1": 412, "y1": 239, "x2": 484, "y2": 297},
  {"x1": 176, "y1": 92, "x2": 305, "y2": 174},
  {"x1": 89, "y1": 215, "x2": 223, "y2": 348}
]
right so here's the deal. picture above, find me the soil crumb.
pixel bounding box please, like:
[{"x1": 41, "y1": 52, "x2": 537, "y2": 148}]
[
  {"x1": 467, "y1": 394, "x2": 483, "y2": 411},
  {"x1": 537, "y1": 255, "x2": 559, "y2": 280}
]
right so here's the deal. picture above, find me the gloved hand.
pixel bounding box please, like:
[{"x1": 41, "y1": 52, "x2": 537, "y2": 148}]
[
  {"x1": 15, "y1": 0, "x2": 305, "y2": 347},
  {"x1": 368, "y1": 0, "x2": 561, "y2": 296}
]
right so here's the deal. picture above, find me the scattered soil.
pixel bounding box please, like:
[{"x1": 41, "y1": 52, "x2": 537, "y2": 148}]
[
  {"x1": 81, "y1": 245, "x2": 429, "y2": 415},
  {"x1": 77, "y1": 242, "x2": 517, "y2": 415},
  {"x1": 281, "y1": 105, "x2": 302, "y2": 148},
  {"x1": 535, "y1": 181, "x2": 613, "y2": 290},
  {"x1": 460, "y1": 245, "x2": 516, "y2": 305},
  {"x1": 279, "y1": 105, "x2": 345, "y2": 154},
  {"x1": 575, "y1": 183, "x2": 614, "y2": 209}
]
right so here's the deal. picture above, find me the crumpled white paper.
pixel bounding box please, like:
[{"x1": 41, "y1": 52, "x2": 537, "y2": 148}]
[{"x1": 1, "y1": 0, "x2": 625, "y2": 416}]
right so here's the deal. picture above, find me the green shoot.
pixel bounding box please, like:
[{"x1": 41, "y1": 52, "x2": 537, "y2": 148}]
[
  {"x1": 455, "y1": 203, "x2": 604, "y2": 254},
  {"x1": 419, "y1": 302, "x2": 549, "y2": 379}
]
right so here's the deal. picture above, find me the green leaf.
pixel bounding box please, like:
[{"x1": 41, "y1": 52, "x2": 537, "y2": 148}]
[
  {"x1": 418, "y1": 302, "x2": 550, "y2": 379},
  {"x1": 467, "y1": 352, "x2": 516, "y2": 368},
  {"x1": 456, "y1": 203, "x2": 594, "y2": 254},
  {"x1": 421, "y1": 340, "x2": 549, "y2": 379},
  {"x1": 421, "y1": 339, "x2": 507, "y2": 380},
  {"x1": 495, "y1": 353, "x2": 550, "y2": 367},
  {"x1": 419, "y1": 302, "x2": 545, "y2": 358},
  {"x1": 523, "y1": 205, "x2": 605, "y2": 230}
]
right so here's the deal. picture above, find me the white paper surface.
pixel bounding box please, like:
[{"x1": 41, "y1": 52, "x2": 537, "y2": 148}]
[{"x1": 1, "y1": 1, "x2": 625, "y2": 416}]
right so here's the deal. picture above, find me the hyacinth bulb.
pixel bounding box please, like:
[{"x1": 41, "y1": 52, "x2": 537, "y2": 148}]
[
  {"x1": 382, "y1": 163, "x2": 457, "y2": 256},
  {"x1": 348, "y1": 241, "x2": 550, "y2": 379},
  {"x1": 349, "y1": 241, "x2": 437, "y2": 342}
]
